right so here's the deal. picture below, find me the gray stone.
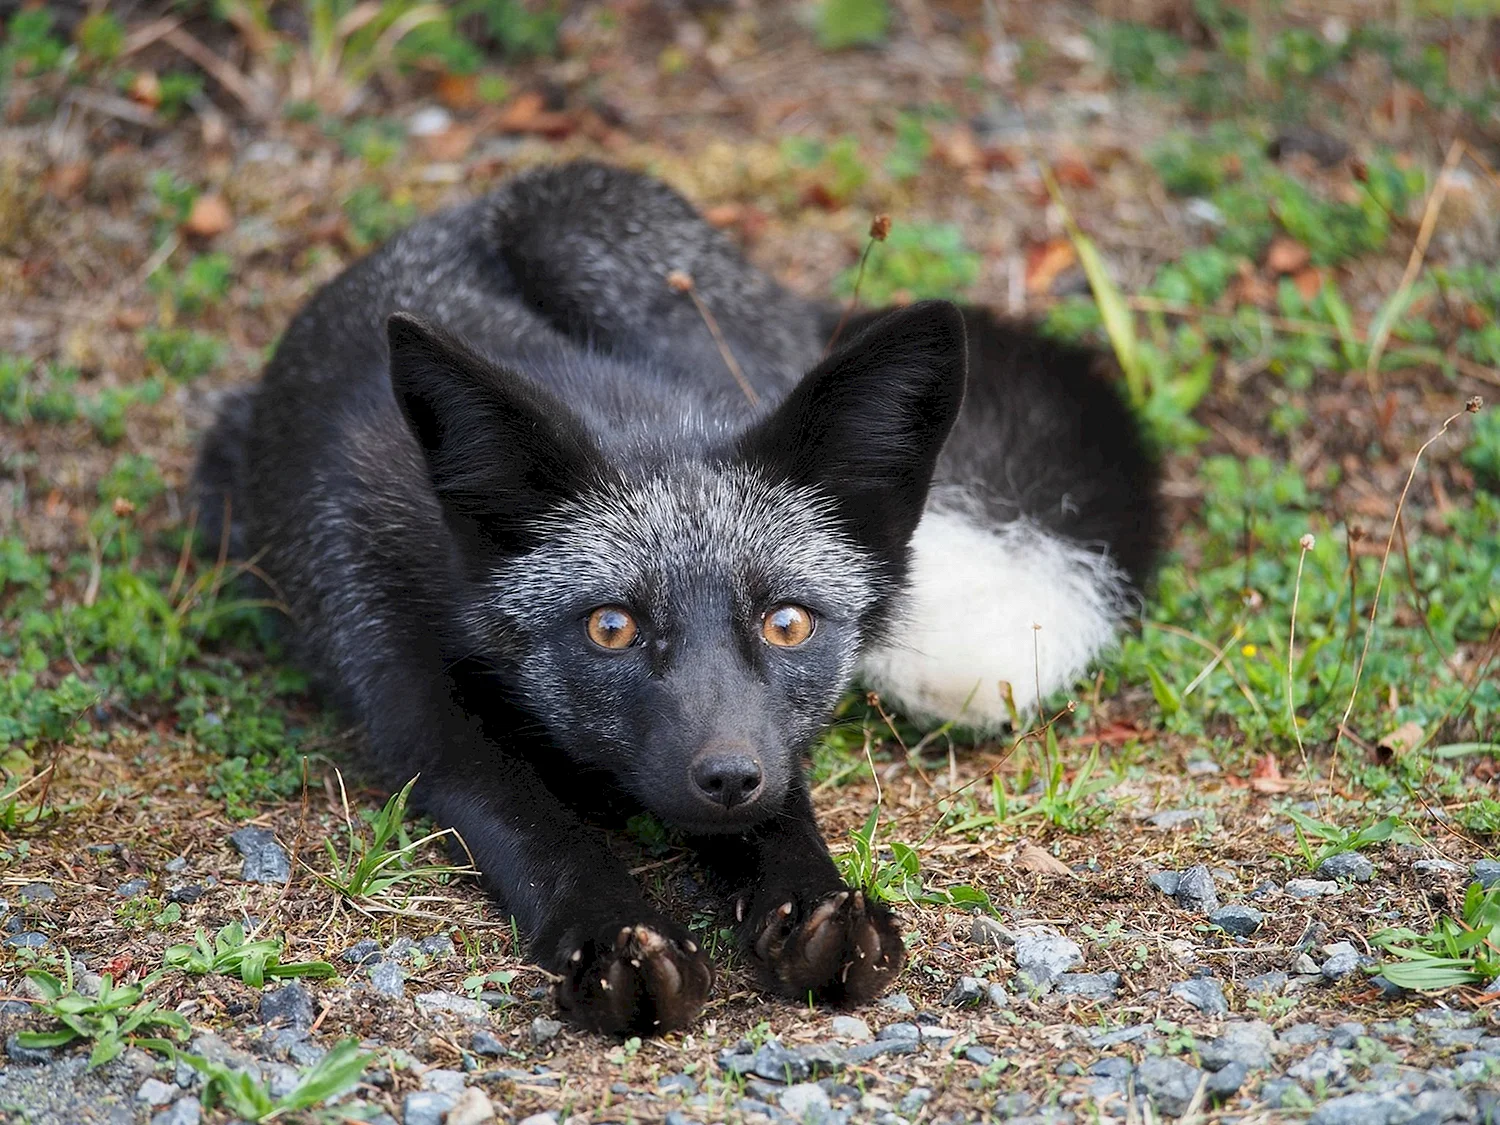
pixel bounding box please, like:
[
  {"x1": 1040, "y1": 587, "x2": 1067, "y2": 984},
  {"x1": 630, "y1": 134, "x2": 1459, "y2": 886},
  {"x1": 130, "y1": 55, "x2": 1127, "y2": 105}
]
[
  {"x1": 830, "y1": 1016, "x2": 871, "y2": 1041},
  {"x1": 229, "y1": 826, "x2": 291, "y2": 884},
  {"x1": 341, "y1": 939, "x2": 382, "y2": 966},
  {"x1": 4, "y1": 932, "x2": 48, "y2": 948},
  {"x1": 164, "y1": 856, "x2": 189, "y2": 873},
  {"x1": 1148, "y1": 809, "x2": 1204, "y2": 829},
  {"x1": 876, "y1": 1022, "x2": 921, "y2": 1044},
  {"x1": 404, "y1": 1091, "x2": 458, "y2": 1125},
  {"x1": 1261, "y1": 1078, "x2": 1308, "y2": 1109},
  {"x1": 1206, "y1": 1061, "x2": 1248, "y2": 1099},
  {"x1": 368, "y1": 959, "x2": 405, "y2": 997},
  {"x1": 1090, "y1": 1023, "x2": 1153, "y2": 1048},
  {"x1": 259, "y1": 982, "x2": 314, "y2": 1028},
  {"x1": 1474, "y1": 860, "x2": 1500, "y2": 888},
  {"x1": 152, "y1": 1098, "x2": 201, "y2": 1125},
  {"x1": 1054, "y1": 972, "x2": 1120, "y2": 1001},
  {"x1": 1149, "y1": 871, "x2": 1181, "y2": 896},
  {"x1": 842, "y1": 1039, "x2": 919, "y2": 1063},
  {"x1": 386, "y1": 936, "x2": 418, "y2": 962},
  {"x1": 266, "y1": 1063, "x2": 301, "y2": 1099},
  {"x1": 987, "y1": 982, "x2": 1011, "y2": 1008},
  {"x1": 717, "y1": 1049, "x2": 756, "y2": 1075},
  {"x1": 1200, "y1": 1021, "x2": 1275, "y2": 1071},
  {"x1": 1288, "y1": 1047, "x2": 1348, "y2": 1085},
  {"x1": 1244, "y1": 971, "x2": 1289, "y2": 995},
  {"x1": 6, "y1": 1033, "x2": 55, "y2": 1064},
  {"x1": 944, "y1": 975, "x2": 987, "y2": 1007},
  {"x1": 422, "y1": 1068, "x2": 466, "y2": 1096},
  {"x1": 878, "y1": 991, "x2": 914, "y2": 1014},
  {"x1": 166, "y1": 884, "x2": 205, "y2": 904},
  {"x1": 1316, "y1": 852, "x2": 1375, "y2": 883},
  {"x1": 658, "y1": 1073, "x2": 698, "y2": 1095},
  {"x1": 1322, "y1": 943, "x2": 1362, "y2": 981},
  {"x1": 18, "y1": 883, "x2": 56, "y2": 903},
  {"x1": 1210, "y1": 905, "x2": 1265, "y2": 936},
  {"x1": 1138, "y1": 1055, "x2": 1206, "y2": 1116},
  {"x1": 418, "y1": 934, "x2": 455, "y2": 959},
  {"x1": 1293, "y1": 953, "x2": 1323, "y2": 975},
  {"x1": 516, "y1": 1113, "x2": 557, "y2": 1125},
  {"x1": 1013, "y1": 931, "x2": 1083, "y2": 986},
  {"x1": 1286, "y1": 878, "x2": 1341, "y2": 898},
  {"x1": 965, "y1": 1045, "x2": 996, "y2": 1065},
  {"x1": 898, "y1": 1088, "x2": 933, "y2": 1115},
  {"x1": 752, "y1": 1040, "x2": 810, "y2": 1083},
  {"x1": 1090, "y1": 1057, "x2": 1133, "y2": 1079},
  {"x1": 1310, "y1": 1092, "x2": 1417, "y2": 1125},
  {"x1": 1412, "y1": 858, "x2": 1464, "y2": 876},
  {"x1": 663, "y1": 1114, "x2": 704, "y2": 1125},
  {"x1": 1281, "y1": 1023, "x2": 1328, "y2": 1045},
  {"x1": 415, "y1": 991, "x2": 490, "y2": 1024},
  {"x1": 796, "y1": 1043, "x2": 846, "y2": 1075},
  {"x1": 781, "y1": 1082, "x2": 831, "y2": 1120},
  {"x1": 968, "y1": 916, "x2": 1014, "y2": 949},
  {"x1": 917, "y1": 1024, "x2": 957, "y2": 1043},
  {"x1": 1175, "y1": 864, "x2": 1220, "y2": 913},
  {"x1": 446, "y1": 1088, "x2": 496, "y2": 1125},
  {"x1": 530, "y1": 1017, "x2": 562, "y2": 1048},
  {"x1": 116, "y1": 879, "x2": 150, "y2": 898},
  {"x1": 471, "y1": 1030, "x2": 504, "y2": 1057},
  {"x1": 1171, "y1": 977, "x2": 1228, "y2": 1016},
  {"x1": 993, "y1": 1091, "x2": 1037, "y2": 1118},
  {"x1": 137, "y1": 1078, "x2": 177, "y2": 1105}
]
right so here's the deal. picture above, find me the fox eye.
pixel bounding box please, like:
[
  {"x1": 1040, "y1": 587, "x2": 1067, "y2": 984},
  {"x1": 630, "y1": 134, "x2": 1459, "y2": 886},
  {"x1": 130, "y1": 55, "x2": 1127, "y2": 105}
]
[
  {"x1": 586, "y1": 606, "x2": 639, "y2": 650},
  {"x1": 762, "y1": 604, "x2": 815, "y2": 648}
]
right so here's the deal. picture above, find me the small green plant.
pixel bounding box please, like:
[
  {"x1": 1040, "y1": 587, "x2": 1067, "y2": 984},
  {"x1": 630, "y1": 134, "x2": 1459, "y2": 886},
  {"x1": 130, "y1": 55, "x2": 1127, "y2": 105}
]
[
  {"x1": 175, "y1": 1037, "x2": 369, "y2": 1121},
  {"x1": 151, "y1": 252, "x2": 234, "y2": 315},
  {"x1": 164, "y1": 921, "x2": 336, "y2": 987},
  {"x1": 1282, "y1": 808, "x2": 1414, "y2": 870},
  {"x1": 838, "y1": 805, "x2": 996, "y2": 912},
  {"x1": 816, "y1": 0, "x2": 888, "y2": 50},
  {"x1": 1372, "y1": 880, "x2": 1500, "y2": 989},
  {"x1": 835, "y1": 222, "x2": 980, "y2": 305},
  {"x1": 142, "y1": 327, "x2": 224, "y2": 382},
  {"x1": 1, "y1": 9, "x2": 67, "y2": 80},
  {"x1": 343, "y1": 183, "x2": 417, "y2": 251},
  {"x1": 14, "y1": 952, "x2": 190, "y2": 1068},
  {"x1": 461, "y1": 968, "x2": 516, "y2": 1000},
  {"x1": 316, "y1": 776, "x2": 473, "y2": 910}
]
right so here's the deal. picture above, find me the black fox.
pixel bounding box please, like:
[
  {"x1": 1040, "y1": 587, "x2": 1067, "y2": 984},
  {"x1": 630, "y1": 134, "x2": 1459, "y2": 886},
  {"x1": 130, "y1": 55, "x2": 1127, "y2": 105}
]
[{"x1": 196, "y1": 161, "x2": 1159, "y2": 1034}]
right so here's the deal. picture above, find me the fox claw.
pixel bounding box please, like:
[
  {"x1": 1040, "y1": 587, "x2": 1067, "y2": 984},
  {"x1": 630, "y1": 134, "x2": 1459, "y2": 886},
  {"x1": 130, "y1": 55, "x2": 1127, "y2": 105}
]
[
  {"x1": 556, "y1": 922, "x2": 712, "y2": 1036},
  {"x1": 748, "y1": 886, "x2": 904, "y2": 1005}
]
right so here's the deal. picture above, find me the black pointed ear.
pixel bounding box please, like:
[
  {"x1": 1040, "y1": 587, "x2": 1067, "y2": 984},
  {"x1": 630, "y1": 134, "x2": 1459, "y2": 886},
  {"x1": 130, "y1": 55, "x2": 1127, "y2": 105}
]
[
  {"x1": 736, "y1": 300, "x2": 967, "y2": 563},
  {"x1": 388, "y1": 312, "x2": 609, "y2": 556}
]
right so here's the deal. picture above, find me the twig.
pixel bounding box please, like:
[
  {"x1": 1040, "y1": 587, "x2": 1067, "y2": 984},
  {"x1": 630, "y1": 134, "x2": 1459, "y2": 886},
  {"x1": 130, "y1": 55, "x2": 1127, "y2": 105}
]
[
  {"x1": 161, "y1": 26, "x2": 269, "y2": 117},
  {"x1": 1287, "y1": 533, "x2": 1322, "y2": 814},
  {"x1": 62, "y1": 88, "x2": 163, "y2": 130},
  {"x1": 1365, "y1": 137, "x2": 1466, "y2": 395},
  {"x1": 1329, "y1": 397, "x2": 1484, "y2": 787},
  {"x1": 824, "y1": 214, "x2": 891, "y2": 356},
  {"x1": 666, "y1": 271, "x2": 759, "y2": 407}
]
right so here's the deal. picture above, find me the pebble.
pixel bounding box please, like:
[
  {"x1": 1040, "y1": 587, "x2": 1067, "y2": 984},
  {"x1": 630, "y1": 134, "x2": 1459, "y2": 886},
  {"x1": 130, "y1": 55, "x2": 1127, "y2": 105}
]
[
  {"x1": 1310, "y1": 1092, "x2": 1417, "y2": 1125},
  {"x1": 1288, "y1": 1047, "x2": 1348, "y2": 1085},
  {"x1": 898, "y1": 1088, "x2": 933, "y2": 1115},
  {"x1": 419, "y1": 933, "x2": 456, "y2": 959},
  {"x1": 843, "y1": 1039, "x2": 918, "y2": 1063},
  {"x1": 1474, "y1": 859, "x2": 1500, "y2": 888},
  {"x1": 1261, "y1": 1078, "x2": 1307, "y2": 1109},
  {"x1": 781, "y1": 1082, "x2": 831, "y2": 1120},
  {"x1": 228, "y1": 826, "x2": 291, "y2": 884},
  {"x1": 137, "y1": 1078, "x2": 177, "y2": 1105},
  {"x1": 878, "y1": 992, "x2": 915, "y2": 1014},
  {"x1": 968, "y1": 915, "x2": 1013, "y2": 949},
  {"x1": 116, "y1": 879, "x2": 150, "y2": 898},
  {"x1": 342, "y1": 939, "x2": 382, "y2": 965},
  {"x1": 965, "y1": 1045, "x2": 995, "y2": 1065},
  {"x1": 1200, "y1": 1021, "x2": 1275, "y2": 1071},
  {"x1": 1054, "y1": 972, "x2": 1120, "y2": 1001},
  {"x1": 1210, "y1": 904, "x2": 1265, "y2": 936},
  {"x1": 4, "y1": 932, "x2": 48, "y2": 948},
  {"x1": 415, "y1": 991, "x2": 490, "y2": 1024},
  {"x1": 1171, "y1": 977, "x2": 1228, "y2": 1016},
  {"x1": 1293, "y1": 953, "x2": 1323, "y2": 975},
  {"x1": 1148, "y1": 871, "x2": 1180, "y2": 896},
  {"x1": 259, "y1": 982, "x2": 314, "y2": 1029},
  {"x1": 1013, "y1": 931, "x2": 1083, "y2": 986},
  {"x1": 664, "y1": 1115, "x2": 704, "y2": 1125},
  {"x1": 407, "y1": 106, "x2": 453, "y2": 137},
  {"x1": 830, "y1": 1016, "x2": 871, "y2": 1042},
  {"x1": 404, "y1": 1091, "x2": 458, "y2": 1125},
  {"x1": 753, "y1": 1040, "x2": 810, "y2": 1083},
  {"x1": 1316, "y1": 852, "x2": 1375, "y2": 882},
  {"x1": 164, "y1": 856, "x2": 189, "y2": 873},
  {"x1": 530, "y1": 1017, "x2": 562, "y2": 1048},
  {"x1": 1412, "y1": 858, "x2": 1463, "y2": 876},
  {"x1": 876, "y1": 1022, "x2": 921, "y2": 1044},
  {"x1": 422, "y1": 1069, "x2": 467, "y2": 1096},
  {"x1": 1206, "y1": 1061, "x2": 1248, "y2": 1099},
  {"x1": 446, "y1": 1087, "x2": 497, "y2": 1125},
  {"x1": 1285, "y1": 878, "x2": 1341, "y2": 898},
  {"x1": 987, "y1": 982, "x2": 1011, "y2": 1009},
  {"x1": 471, "y1": 1031, "x2": 504, "y2": 1058},
  {"x1": 166, "y1": 884, "x2": 206, "y2": 904},
  {"x1": 1137, "y1": 1055, "x2": 1205, "y2": 1117},
  {"x1": 944, "y1": 976, "x2": 987, "y2": 1007},
  {"x1": 6, "y1": 1033, "x2": 55, "y2": 1065},
  {"x1": 368, "y1": 960, "x2": 405, "y2": 997},
  {"x1": 658, "y1": 1073, "x2": 698, "y2": 1095},
  {"x1": 1280, "y1": 1023, "x2": 1327, "y2": 1046},
  {"x1": 1147, "y1": 809, "x2": 1203, "y2": 829},
  {"x1": 152, "y1": 1099, "x2": 201, "y2": 1125},
  {"x1": 1245, "y1": 970, "x2": 1289, "y2": 995},
  {"x1": 1321, "y1": 943, "x2": 1362, "y2": 981},
  {"x1": 1174, "y1": 864, "x2": 1220, "y2": 913},
  {"x1": 18, "y1": 883, "x2": 56, "y2": 903}
]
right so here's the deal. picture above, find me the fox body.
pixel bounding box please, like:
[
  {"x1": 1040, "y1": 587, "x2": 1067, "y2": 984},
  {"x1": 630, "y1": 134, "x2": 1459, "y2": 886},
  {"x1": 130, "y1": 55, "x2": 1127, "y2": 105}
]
[{"x1": 197, "y1": 161, "x2": 1158, "y2": 1034}]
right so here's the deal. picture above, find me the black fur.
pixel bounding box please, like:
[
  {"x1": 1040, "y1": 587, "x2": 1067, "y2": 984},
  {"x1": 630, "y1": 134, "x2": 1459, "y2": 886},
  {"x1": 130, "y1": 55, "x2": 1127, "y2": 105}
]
[{"x1": 196, "y1": 161, "x2": 1158, "y2": 1035}]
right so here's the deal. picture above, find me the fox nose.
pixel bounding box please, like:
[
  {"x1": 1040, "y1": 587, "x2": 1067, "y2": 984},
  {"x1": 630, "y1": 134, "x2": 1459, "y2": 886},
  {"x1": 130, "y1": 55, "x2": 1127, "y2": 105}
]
[{"x1": 691, "y1": 749, "x2": 764, "y2": 809}]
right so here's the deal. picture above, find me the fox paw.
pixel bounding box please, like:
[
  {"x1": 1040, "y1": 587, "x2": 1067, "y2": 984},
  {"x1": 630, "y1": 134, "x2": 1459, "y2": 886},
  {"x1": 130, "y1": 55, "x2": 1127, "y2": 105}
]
[
  {"x1": 555, "y1": 923, "x2": 712, "y2": 1036},
  {"x1": 748, "y1": 888, "x2": 905, "y2": 1005}
]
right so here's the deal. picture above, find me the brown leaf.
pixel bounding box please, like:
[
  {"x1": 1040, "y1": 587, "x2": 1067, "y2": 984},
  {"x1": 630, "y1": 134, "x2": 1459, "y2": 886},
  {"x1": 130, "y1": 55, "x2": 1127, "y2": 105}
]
[
  {"x1": 183, "y1": 194, "x2": 233, "y2": 238},
  {"x1": 937, "y1": 128, "x2": 981, "y2": 172},
  {"x1": 1377, "y1": 720, "x2": 1425, "y2": 758},
  {"x1": 1014, "y1": 843, "x2": 1075, "y2": 877},
  {"x1": 1266, "y1": 236, "x2": 1311, "y2": 275},
  {"x1": 435, "y1": 72, "x2": 478, "y2": 111},
  {"x1": 419, "y1": 124, "x2": 475, "y2": 162},
  {"x1": 1292, "y1": 266, "x2": 1324, "y2": 300},
  {"x1": 45, "y1": 161, "x2": 90, "y2": 200},
  {"x1": 703, "y1": 203, "x2": 742, "y2": 229},
  {"x1": 128, "y1": 71, "x2": 161, "y2": 109},
  {"x1": 1248, "y1": 752, "x2": 1294, "y2": 794},
  {"x1": 1025, "y1": 239, "x2": 1077, "y2": 295},
  {"x1": 1054, "y1": 154, "x2": 1096, "y2": 189}
]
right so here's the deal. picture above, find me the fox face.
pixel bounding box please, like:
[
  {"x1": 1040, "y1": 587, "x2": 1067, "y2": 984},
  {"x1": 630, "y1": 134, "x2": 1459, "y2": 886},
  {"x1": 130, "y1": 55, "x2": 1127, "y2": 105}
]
[{"x1": 388, "y1": 301, "x2": 967, "y2": 834}]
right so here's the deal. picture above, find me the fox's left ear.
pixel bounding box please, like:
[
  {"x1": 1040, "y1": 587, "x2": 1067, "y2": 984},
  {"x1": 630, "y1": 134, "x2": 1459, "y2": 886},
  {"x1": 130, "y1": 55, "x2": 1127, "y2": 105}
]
[{"x1": 737, "y1": 300, "x2": 966, "y2": 562}]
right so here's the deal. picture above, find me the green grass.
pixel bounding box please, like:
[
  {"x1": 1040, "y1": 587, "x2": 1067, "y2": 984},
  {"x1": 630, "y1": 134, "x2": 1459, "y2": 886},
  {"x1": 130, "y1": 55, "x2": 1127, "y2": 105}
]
[
  {"x1": 1373, "y1": 879, "x2": 1500, "y2": 989},
  {"x1": 164, "y1": 920, "x2": 337, "y2": 987}
]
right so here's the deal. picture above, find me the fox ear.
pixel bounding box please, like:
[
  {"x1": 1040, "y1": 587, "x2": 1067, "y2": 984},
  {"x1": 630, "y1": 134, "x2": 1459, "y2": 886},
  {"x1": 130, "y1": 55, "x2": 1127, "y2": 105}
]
[
  {"x1": 388, "y1": 312, "x2": 608, "y2": 555},
  {"x1": 737, "y1": 300, "x2": 966, "y2": 563}
]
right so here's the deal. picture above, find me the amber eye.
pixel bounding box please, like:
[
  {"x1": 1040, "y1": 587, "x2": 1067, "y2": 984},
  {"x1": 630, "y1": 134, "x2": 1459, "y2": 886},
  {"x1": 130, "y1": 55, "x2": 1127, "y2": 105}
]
[
  {"x1": 586, "y1": 606, "x2": 639, "y2": 650},
  {"x1": 762, "y1": 604, "x2": 815, "y2": 648}
]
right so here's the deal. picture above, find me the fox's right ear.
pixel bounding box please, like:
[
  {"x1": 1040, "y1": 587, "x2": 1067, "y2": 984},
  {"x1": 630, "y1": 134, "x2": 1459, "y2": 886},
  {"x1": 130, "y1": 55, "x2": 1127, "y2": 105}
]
[{"x1": 388, "y1": 313, "x2": 609, "y2": 555}]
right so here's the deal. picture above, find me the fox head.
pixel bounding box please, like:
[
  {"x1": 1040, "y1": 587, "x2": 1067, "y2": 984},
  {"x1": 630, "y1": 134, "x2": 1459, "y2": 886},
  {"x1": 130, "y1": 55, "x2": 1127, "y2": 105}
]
[{"x1": 388, "y1": 303, "x2": 967, "y2": 834}]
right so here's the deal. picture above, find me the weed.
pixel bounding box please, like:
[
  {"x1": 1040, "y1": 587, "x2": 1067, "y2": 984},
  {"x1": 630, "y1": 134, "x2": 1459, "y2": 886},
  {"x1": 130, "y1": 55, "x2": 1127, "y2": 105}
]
[
  {"x1": 164, "y1": 920, "x2": 336, "y2": 987},
  {"x1": 151, "y1": 252, "x2": 234, "y2": 316},
  {"x1": 175, "y1": 1037, "x2": 370, "y2": 1120},
  {"x1": 142, "y1": 327, "x2": 225, "y2": 382},
  {"x1": 817, "y1": 0, "x2": 888, "y2": 51},
  {"x1": 1372, "y1": 879, "x2": 1500, "y2": 989},
  {"x1": 343, "y1": 183, "x2": 417, "y2": 251},
  {"x1": 834, "y1": 222, "x2": 979, "y2": 305},
  {"x1": 837, "y1": 805, "x2": 997, "y2": 913},
  {"x1": 1282, "y1": 808, "x2": 1414, "y2": 870},
  {"x1": 14, "y1": 951, "x2": 190, "y2": 1068}
]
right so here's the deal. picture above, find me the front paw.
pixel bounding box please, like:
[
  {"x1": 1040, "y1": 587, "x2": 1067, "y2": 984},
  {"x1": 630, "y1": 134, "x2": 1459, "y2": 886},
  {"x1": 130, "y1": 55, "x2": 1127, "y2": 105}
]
[
  {"x1": 555, "y1": 922, "x2": 713, "y2": 1036},
  {"x1": 747, "y1": 888, "x2": 905, "y2": 1005}
]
